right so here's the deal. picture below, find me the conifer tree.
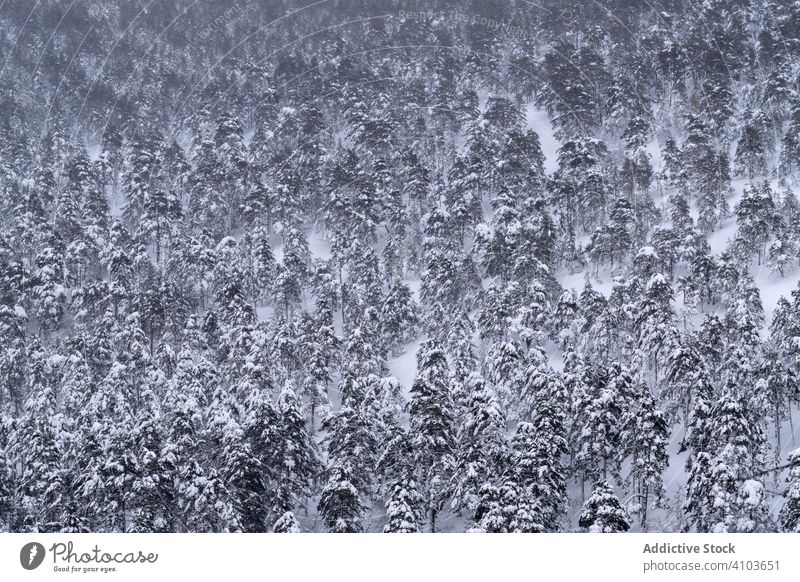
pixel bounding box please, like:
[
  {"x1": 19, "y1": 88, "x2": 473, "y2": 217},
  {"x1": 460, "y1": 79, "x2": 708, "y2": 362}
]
[
  {"x1": 273, "y1": 511, "x2": 301, "y2": 533},
  {"x1": 579, "y1": 480, "x2": 630, "y2": 533},
  {"x1": 781, "y1": 449, "x2": 800, "y2": 532},
  {"x1": 379, "y1": 426, "x2": 423, "y2": 533},
  {"x1": 409, "y1": 340, "x2": 456, "y2": 532},
  {"x1": 380, "y1": 281, "x2": 418, "y2": 354},
  {"x1": 620, "y1": 383, "x2": 669, "y2": 530},
  {"x1": 15, "y1": 342, "x2": 66, "y2": 531},
  {"x1": 129, "y1": 384, "x2": 171, "y2": 532},
  {"x1": 318, "y1": 460, "x2": 365, "y2": 533},
  {"x1": 451, "y1": 374, "x2": 508, "y2": 514},
  {"x1": 384, "y1": 478, "x2": 423, "y2": 533},
  {"x1": 574, "y1": 365, "x2": 623, "y2": 484},
  {"x1": 0, "y1": 418, "x2": 13, "y2": 531},
  {"x1": 683, "y1": 452, "x2": 715, "y2": 532},
  {"x1": 272, "y1": 383, "x2": 321, "y2": 517}
]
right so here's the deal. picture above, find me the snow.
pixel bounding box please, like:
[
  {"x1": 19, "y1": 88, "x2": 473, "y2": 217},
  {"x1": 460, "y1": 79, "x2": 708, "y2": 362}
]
[
  {"x1": 740, "y1": 479, "x2": 764, "y2": 506},
  {"x1": 307, "y1": 226, "x2": 332, "y2": 261},
  {"x1": 256, "y1": 305, "x2": 274, "y2": 322},
  {"x1": 646, "y1": 273, "x2": 668, "y2": 289},
  {"x1": 525, "y1": 103, "x2": 559, "y2": 173},
  {"x1": 754, "y1": 263, "x2": 800, "y2": 325},
  {"x1": 645, "y1": 138, "x2": 664, "y2": 170},
  {"x1": 243, "y1": 127, "x2": 255, "y2": 146},
  {"x1": 215, "y1": 236, "x2": 237, "y2": 250},
  {"x1": 388, "y1": 335, "x2": 425, "y2": 396},
  {"x1": 86, "y1": 142, "x2": 101, "y2": 161},
  {"x1": 47, "y1": 354, "x2": 68, "y2": 367},
  {"x1": 558, "y1": 269, "x2": 614, "y2": 298}
]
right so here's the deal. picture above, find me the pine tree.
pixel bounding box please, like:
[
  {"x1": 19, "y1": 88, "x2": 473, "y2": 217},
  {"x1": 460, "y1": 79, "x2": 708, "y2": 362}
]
[
  {"x1": 574, "y1": 364, "x2": 623, "y2": 484},
  {"x1": 302, "y1": 297, "x2": 338, "y2": 429},
  {"x1": 470, "y1": 483, "x2": 509, "y2": 533},
  {"x1": 683, "y1": 115, "x2": 731, "y2": 232},
  {"x1": 683, "y1": 452, "x2": 716, "y2": 532},
  {"x1": 511, "y1": 418, "x2": 567, "y2": 532},
  {"x1": 0, "y1": 418, "x2": 13, "y2": 530},
  {"x1": 188, "y1": 139, "x2": 227, "y2": 237},
  {"x1": 380, "y1": 281, "x2": 418, "y2": 354},
  {"x1": 781, "y1": 449, "x2": 800, "y2": 532},
  {"x1": 779, "y1": 100, "x2": 800, "y2": 177},
  {"x1": 318, "y1": 405, "x2": 376, "y2": 533},
  {"x1": 138, "y1": 185, "x2": 182, "y2": 265},
  {"x1": 98, "y1": 124, "x2": 124, "y2": 196},
  {"x1": 664, "y1": 340, "x2": 709, "y2": 423},
  {"x1": 163, "y1": 352, "x2": 238, "y2": 532},
  {"x1": 129, "y1": 383, "x2": 171, "y2": 532},
  {"x1": 409, "y1": 340, "x2": 456, "y2": 532},
  {"x1": 14, "y1": 342, "x2": 66, "y2": 531},
  {"x1": 620, "y1": 383, "x2": 669, "y2": 530},
  {"x1": 450, "y1": 374, "x2": 508, "y2": 514},
  {"x1": 695, "y1": 388, "x2": 773, "y2": 532},
  {"x1": 318, "y1": 462, "x2": 365, "y2": 533},
  {"x1": 679, "y1": 372, "x2": 715, "y2": 469},
  {"x1": 31, "y1": 238, "x2": 67, "y2": 335},
  {"x1": 242, "y1": 388, "x2": 282, "y2": 514},
  {"x1": 579, "y1": 480, "x2": 630, "y2": 533},
  {"x1": 734, "y1": 182, "x2": 779, "y2": 264},
  {"x1": 220, "y1": 419, "x2": 267, "y2": 532},
  {"x1": 708, "y1": 391, "x2": 766, "y2": 480},
  {"x1": 484, "y1": 339, "x2": 524, "y2": 408},
  {"x1": 760, "y1": 345, "x2": 796, "y2": 454},
  {"x1": 635, "y1": 274, "x2": 676, "y2": 379},
  {"x1": 767, "y1": 236, "x2": 793, "y2": 277},
  {"x1": 214, "y1": 114, "x2": 248, "y2": 231},
  {"x1": 696, "y1": 313, "x2": 726, "y2": 380},
  {"x1": 272, "y1": 383, "x2": 321, "y2": 517},
  {"x1": 734, "y1": 109, "x2": 770, "y2": 178},
  {"x1": 384, "y1": 479, "x2": 423, "y2": 533},
  {"x1": 76, "y1": 361, "x2": 139, "y2": 532},
  {"x1": 669, "y1": 193, "x2": 693, "y2": 234},
  {"x1": 122, "y1": 132, "x2": 160, "y2": 229},
  {"x1": 379, "y1": 426, "x2": 423, "y2": 533},
  {"x1": 204, "y1": 381, "x2": 266, "y2": 533},
  {"x1": 273, "y1": 511, "x2": 301, "y2": 533},
  {"x1": 661, "y1": 138, "x2": 687, "y2": 191}
]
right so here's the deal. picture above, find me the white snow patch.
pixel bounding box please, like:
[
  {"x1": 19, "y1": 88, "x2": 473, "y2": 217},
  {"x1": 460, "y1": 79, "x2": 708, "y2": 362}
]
[{"x1": 525, "y1": 103, "x2": 559, "y2": 174}]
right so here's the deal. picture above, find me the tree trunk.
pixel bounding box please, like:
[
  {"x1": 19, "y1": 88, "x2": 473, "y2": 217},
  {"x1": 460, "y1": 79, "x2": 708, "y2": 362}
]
[{"x1": 640, "y1": 488, "x2": 648, "y2": 531}]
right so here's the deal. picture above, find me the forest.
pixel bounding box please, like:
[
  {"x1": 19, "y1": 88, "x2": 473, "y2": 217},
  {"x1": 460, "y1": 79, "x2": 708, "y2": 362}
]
[{"x1": 1, "y1": 0, "x2": 800, "y2": 533}]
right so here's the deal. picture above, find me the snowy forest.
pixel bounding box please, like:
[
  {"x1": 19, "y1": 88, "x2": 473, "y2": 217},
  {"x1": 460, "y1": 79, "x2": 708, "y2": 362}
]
[{"x1": 2, "y1": 0, "x2": 800, "y2": 534}]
